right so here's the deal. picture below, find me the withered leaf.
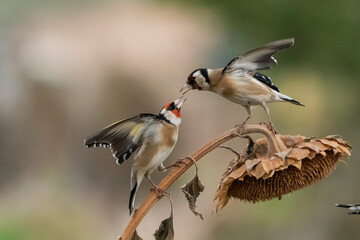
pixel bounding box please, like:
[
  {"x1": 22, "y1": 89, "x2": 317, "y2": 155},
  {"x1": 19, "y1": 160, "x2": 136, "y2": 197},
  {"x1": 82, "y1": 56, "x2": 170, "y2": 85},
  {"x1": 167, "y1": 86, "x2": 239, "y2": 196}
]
[
  {"x1": 153, "y1": 213, "x2": 174, "y2": 240},
  {"x1": 130, "y1": 230, "x2": 143, "y2": 240},
  {"x1": 181, "y1": 173, "x2": 205, "y2": 220}
]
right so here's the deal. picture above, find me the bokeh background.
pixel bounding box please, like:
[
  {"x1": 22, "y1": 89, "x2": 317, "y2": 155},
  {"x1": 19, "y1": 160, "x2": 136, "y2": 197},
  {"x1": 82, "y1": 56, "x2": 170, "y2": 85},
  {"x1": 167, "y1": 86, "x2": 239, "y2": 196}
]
[{"x1": 1, "y1": 0, "x2": 359, "y2": 239}]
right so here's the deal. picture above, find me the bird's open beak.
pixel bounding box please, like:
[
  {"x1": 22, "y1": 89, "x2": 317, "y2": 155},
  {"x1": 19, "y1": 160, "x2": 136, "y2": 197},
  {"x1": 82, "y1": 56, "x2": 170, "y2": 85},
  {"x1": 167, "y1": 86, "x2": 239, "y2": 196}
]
[
  {"x1": 179, "y1": 83, "x2": 192, "y2": 95},
  {"x1": 174, "y1": 96, "x2": 186, "y2": 109}
]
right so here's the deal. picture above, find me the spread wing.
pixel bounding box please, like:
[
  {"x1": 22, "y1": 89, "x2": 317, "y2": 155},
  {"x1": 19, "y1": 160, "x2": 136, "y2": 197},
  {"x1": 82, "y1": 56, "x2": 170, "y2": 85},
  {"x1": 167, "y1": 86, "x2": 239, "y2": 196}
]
[
  {"x1": 84, "y1": 114, "x2": 161, "y2": 164},
  {"x1": 222, "y1": 38, "x2": 294, "y2": 75}
]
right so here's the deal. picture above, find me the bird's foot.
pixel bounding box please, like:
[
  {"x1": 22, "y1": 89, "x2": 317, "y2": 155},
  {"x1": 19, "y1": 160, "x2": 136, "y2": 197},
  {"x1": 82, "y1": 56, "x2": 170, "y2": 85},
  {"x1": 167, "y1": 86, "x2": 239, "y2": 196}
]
[
  {"x1": 268, "y1": 122, "x2": 278, "y2": 134},
  {"x1": 259, "y1": 122, "x2": 269, "y2": 129},
  {"x1": 146, "y1": 176, "x2": 169, "y2": 197},
  {"x1": 235, "y1": 121, "x2": 247, "y2": 130},
  {"x1": 269, "y1": 123, "x2": 277, "y2": 134},
  {"x1": 150, "y1": 186, "x2": 169, "y2": 198},
  {"x1": 259, "y1": 122, "x2": 277, "y2": 134}
]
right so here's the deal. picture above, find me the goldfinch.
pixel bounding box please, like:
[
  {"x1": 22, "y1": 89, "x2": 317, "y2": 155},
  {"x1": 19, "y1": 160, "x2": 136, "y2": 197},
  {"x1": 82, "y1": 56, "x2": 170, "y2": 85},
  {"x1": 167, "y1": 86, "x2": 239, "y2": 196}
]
[
  {"x1": 84, "y1": 97, "x2": 186, "y2": 214},
  {"x1": 180, "y1": 38, "x2": 303, "y2": 132}
]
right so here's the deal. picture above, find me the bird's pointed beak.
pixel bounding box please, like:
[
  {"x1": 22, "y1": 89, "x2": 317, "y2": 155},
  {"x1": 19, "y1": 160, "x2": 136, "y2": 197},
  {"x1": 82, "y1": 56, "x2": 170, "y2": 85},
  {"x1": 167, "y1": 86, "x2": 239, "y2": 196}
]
[
  {"x1": 174, "y1": 96, "x2": 186, "y2": 109},
  {"x1": 179, "y1": 83, "x2": 192, "y2": 95}
]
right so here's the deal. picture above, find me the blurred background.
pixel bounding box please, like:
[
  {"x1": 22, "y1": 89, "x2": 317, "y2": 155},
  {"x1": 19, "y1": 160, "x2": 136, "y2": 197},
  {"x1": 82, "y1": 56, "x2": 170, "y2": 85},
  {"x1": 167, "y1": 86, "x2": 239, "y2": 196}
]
[{"x1": 1, "y1": 0, "x2": 359, "y2": 239}]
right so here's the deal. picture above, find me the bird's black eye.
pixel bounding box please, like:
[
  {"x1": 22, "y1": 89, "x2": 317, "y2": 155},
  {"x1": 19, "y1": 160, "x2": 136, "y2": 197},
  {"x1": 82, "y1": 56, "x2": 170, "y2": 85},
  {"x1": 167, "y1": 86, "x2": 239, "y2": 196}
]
[
  {"x1": 187, "y1": 75, "x2": 195, "y2": 85},
  {"x1": 187, "y1": 78, "x2": 195, "y2": 86},
  {"x1": 167, "y1": 102, "x2": 175, "y2": 111}
]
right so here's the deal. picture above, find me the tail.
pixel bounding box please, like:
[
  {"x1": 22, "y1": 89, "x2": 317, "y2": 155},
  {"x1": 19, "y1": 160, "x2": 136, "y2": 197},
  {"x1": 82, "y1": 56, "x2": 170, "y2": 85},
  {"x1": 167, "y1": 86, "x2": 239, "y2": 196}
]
[
  {"x1": 278, "y1": 93, "x2": 304, "y2": 106},
  {"x1": 335, "y1": 203, "x2": 360, "y2": 210},
  {"x1": 335, "y1": 203, "x2": 353, "y2": 209},
  {"x1": 129, "y1": 182, "x2": 138, "y2": 215},
  {"x1": 335, "y1": 204, "x2": 360, "y2": 214},
  {"x1": 129, "y1": 169, "x2": 143, "y2": 215}
]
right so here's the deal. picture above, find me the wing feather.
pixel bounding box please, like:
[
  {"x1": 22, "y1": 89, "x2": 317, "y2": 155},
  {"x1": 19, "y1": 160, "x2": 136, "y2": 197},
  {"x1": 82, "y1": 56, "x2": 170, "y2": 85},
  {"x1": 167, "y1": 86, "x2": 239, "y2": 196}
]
[
  {"x1": 84, "y1": 114, "x2": 160, "y2": 164},
  {"x1": 223, "y1": 38, "x2": 294, "y2": 75}
]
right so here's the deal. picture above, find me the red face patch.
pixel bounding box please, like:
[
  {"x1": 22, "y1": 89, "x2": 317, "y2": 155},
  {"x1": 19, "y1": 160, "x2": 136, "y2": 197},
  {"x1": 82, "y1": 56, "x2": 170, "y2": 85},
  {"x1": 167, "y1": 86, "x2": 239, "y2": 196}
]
[
  {"x1": 164, "y1": 102, "x2": 171, "y2": 110},
  {"x1": 171, "y1": 108, "x2": 181, "y2": 118},
  {"x1": 163, "y1": 102, "x2": 181, "y2": 118}
]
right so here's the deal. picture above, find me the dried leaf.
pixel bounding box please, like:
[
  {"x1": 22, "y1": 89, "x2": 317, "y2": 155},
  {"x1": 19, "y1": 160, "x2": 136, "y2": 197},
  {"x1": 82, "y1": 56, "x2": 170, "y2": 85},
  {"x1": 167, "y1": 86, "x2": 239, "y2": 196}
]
[
  {"x1": 130, "y1": 230, "x2": 143, "y2": 240},
  {"x1": 181, "y1": 173, "x2": 205, "y2": 220},
  {"x1": 154, "y1": 214, "x2": 174, "y2": 240},
  {"x1": 154, "y1": 195, "x2": 174, "y2": 240}
]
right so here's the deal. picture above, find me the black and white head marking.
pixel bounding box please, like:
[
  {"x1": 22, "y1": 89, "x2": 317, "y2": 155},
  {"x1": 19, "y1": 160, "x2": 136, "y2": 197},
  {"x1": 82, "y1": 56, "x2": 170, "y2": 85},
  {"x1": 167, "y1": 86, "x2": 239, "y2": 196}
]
[
  {"x1": 187, "y1": 68, "x2": 210, "y2": 90},
  {"x1": 158, "y1": 100, "x2": 183, "y2": 126}
]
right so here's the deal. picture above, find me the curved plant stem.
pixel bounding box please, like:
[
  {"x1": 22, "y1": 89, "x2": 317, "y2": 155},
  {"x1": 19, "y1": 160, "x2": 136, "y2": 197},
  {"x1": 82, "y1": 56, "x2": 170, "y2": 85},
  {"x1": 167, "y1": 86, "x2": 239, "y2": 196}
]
[
  {"x1": 119, "y1": 124, "x2": 285, "y2": 240},
  {"x1": 237, "y1": 124, "x2": 287, "y2": 153}
]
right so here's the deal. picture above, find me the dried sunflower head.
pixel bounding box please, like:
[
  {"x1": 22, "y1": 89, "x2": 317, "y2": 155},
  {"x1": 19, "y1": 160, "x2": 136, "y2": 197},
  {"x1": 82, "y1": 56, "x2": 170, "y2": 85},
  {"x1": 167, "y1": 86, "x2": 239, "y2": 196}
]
[{"x1": 214, "y1": 135, "x2": 351, "y2": 212}]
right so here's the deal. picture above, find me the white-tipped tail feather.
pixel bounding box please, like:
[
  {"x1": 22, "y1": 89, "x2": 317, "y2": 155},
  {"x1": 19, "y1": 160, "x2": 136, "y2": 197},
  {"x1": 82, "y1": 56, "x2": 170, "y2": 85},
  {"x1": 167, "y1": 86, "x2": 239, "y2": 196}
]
[
  {"x1": 129, "y1": 182, "x2": 138, "y2": 215},
  {"x1": 129, "y1": 170, "x2": 144, "y2": 215},
  {"x1": 277, "y1": 92, "x2": 304, "y2": 106}
]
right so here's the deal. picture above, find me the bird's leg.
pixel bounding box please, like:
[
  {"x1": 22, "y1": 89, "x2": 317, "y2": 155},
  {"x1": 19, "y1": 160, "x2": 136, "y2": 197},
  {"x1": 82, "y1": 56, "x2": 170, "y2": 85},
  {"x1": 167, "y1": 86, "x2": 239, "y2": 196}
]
[
  {"x1": 145, "y1": 175, "x2": 167, "y2": 197},
  {"x1": 157, "y1": 163, "x2": 166, "y2": 172},
  {"x1": 260, "y1": 102, "x2": 277, "y2": 134},
  {"x1": 235, "y1": 105, "x2": 252, "y2": 129}
]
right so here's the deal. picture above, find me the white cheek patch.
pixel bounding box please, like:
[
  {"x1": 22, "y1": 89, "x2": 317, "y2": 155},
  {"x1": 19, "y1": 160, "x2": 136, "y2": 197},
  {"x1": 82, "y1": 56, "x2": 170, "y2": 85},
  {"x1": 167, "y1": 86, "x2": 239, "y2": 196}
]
[
  {"x1": 171, "y1": 117, "x2": 181, "y2": 126},
  {"x1": 164, "y1": 111, "x2": 181, "y2": 126},
  {"x1": 198, "y1": 76, "x2": 205, "y2": 84},
  {"x1": 196, "y1": 76, "x2": 210, "y2": 90}
]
